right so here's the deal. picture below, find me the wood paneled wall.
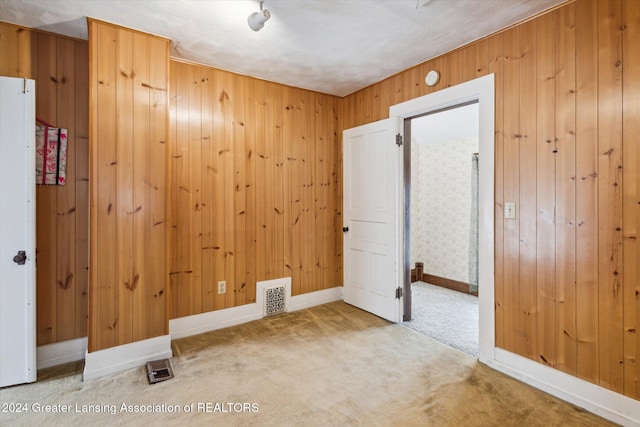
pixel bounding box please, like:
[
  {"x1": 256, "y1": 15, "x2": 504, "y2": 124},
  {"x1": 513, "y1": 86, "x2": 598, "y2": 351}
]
[
  {"x1": 88, "y1": 20, "x2": 169, "y2": 352},
  {"x1": 342, "y1": 0, "x2": 640, "y2": 400},
  {"x1": 169, "y1": 60, "x2": 343, "y2": 319},
  {"x1": 0, "y1": 22, "x2": 89, "y2": 346}
]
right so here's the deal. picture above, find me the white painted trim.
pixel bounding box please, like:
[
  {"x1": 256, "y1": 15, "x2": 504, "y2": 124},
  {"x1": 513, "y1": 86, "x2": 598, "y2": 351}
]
[
  {"x1": 287, "y1": 286, "x2": 344, "y2": 312},
  {"x1": 82, "y1": 335, "x2": 172, "y2": 381},
  {"x1": 170, "y1": 279, "x2": 343, "y2": 340},
  {"x1": 488, "y1": 349, "x2": 640, "y2": 427},
  {"x1": 37, "y1": 337, "x2": 87, "y2": 370},
  {"x1": 389, "y1": 74, "x2": 496, "y2": 362},
  {"x1": 170, "y1": 302, "x2": 263, "y2": 340}
]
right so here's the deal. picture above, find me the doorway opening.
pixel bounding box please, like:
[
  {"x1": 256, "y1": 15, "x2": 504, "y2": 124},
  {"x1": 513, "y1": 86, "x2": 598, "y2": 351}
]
[
  {"x1": 389, "y1": 73, "x2": 495, "y2": 363},
  {"x1": 403, "y1": 102, "x2": 480, "y2": 358}
]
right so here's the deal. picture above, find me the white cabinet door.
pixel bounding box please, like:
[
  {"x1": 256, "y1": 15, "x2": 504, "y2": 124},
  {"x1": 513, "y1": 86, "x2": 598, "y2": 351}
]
[
  {"x1": 343, "y1": 118, "x2": 400, "y2": 323},
  {"x1": 0, "y1": 77, "x2": 36, "y2": 387}
]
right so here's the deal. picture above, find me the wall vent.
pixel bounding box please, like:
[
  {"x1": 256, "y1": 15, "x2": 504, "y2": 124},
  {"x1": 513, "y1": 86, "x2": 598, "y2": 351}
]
[{"x1": 264, "y1": 284, "x2": 286, "y2": 316}]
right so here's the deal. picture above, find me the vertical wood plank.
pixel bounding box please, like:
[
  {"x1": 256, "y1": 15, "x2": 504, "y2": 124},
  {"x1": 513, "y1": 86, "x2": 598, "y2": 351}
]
[
  {"x1": 0, "y1": 23, "x2": 19, "y2": 76},
  {"x1": 575, "y1": 0, "x2": 600, "y2": 384},
  {"x1": 475, "y1": 38, "x2": 489, "y2": 78},
  {"x1": 333, "y1": 97, "x2": 343, "y2": 288},
  {"x1": 288, "y1": 87, "x2": 303, "y2": 295},
  {"x1": 442, "y1": 49, "x2": 462, "y2": 88},
  {"x1": 303, "y1": 90, "x2": 311, "y2": 292},
  {"x1": 168, "y1": 60, "x2": 179, "y2": 319},
  {"x1": 322, "y1": 95, "x2": 334, "y2": 289},
  {"x1": 115, "y1": 28, "x2": 134, "y2": 345},
  {"x1": 272, "y1": 83, "x2": 285, "y2": 280},
  {"x1": 151, "y1": 37, "x2": 171, "y2": 337},
  {"x1": 264, "y1": 82, "x2": 275, "y2": 280},
  {"x1": 555, "y1": 3, "x2": 578, "y2": 376},
  {"x1": 314, "y1": 94, "x2": 324, "y2": 291},
  {"x1": 17, "y1": 27, "x2": 34, "y2": 79},
  {"x1": 131, "y1": 32, "x2": 149, "y2": 341},
  {"x1": 535, "y1": 11, "x2": 557, "y2": 368},
  {"x1": 283, "y1": 87, "x2": 296, "y2": 288},
  {"x1": 462, "y1": 42, "x2": 477, "y2": 82},
  {"x1": 146, "y1": 36, "x2": 168, "y2": 336},
  {"x1": 488, "y1": 32, "x2": 506, "y2": 349},
  {"x1": 222, "y1": 72, "x2": 236, "y2": 305},
  {"x1": 244, "y1": 76, "x2": 257, "y2": 304},
  {"x1": 190, "y1": 65, "x2": 203, "y2": 314},
  {"x1": 234, "y1": 75, "x2": 247, "y2": 306},
  {"x1": 212, "y1": 69, "x2": 227, "y2": 311},
  {"x1": 518, "y1": 20, "x2": 538, "y2": 360},
  {"x1": 36, "y1": 32, "x2": 58, "y2": 345},
  {"x1": 502, "y1": 27, "x2": 522, "y2": 354},
  {"x1": 91, "y1": 22, "x2": 118, "y2": 351},
  {"x1": 254, "y1": 79, "x2": 267, "y2": 288},
  {"x1": 622, "y1": 0, "x2": 640, "y2": 400},
  {"x1": 174, "y1": 61, "x2": 193, "y2": 318},
  {"x1": 200, "y1": 68, "x2": 215, "y2": 312},
  {"x1": 597, "y1": 0, "x2": 624, "y2": 393},
  {"x1": 55, "y1": 37, "x2": 77, "y2": 343},
  {"x1": 74, "y1": 40, "x2": 89, "y2": 339}
]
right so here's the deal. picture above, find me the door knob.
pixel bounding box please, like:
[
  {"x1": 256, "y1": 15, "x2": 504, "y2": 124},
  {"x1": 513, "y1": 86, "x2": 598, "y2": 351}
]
[{"x1": 13, "y1": 251, "x2": 26, "y2": 265}]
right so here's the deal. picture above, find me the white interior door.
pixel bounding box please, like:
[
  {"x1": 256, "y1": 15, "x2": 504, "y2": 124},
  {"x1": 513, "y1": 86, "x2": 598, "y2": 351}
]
[
  {"x1": 0, "y1": 77, "x2": 36, "y2": 387},
  {"x1": 343, "y1": 118, "x2": 400, "y2": 322}
]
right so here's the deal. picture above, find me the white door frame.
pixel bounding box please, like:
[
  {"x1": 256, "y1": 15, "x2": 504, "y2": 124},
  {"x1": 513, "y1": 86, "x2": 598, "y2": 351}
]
[{"x1": 389, "y1": 74, "x2": 495, "y2": 363}]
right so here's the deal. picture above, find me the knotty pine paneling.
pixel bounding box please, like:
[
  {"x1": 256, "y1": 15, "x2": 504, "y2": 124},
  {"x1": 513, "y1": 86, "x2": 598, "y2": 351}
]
[
  {"x1": 341, "y1": 0, "x2": 640, "y2": 401},
  {"x1": 597, "y1": 0, "x2": 624, "y2": 394},
  {"x1": 535, "y1": 11, "x2": 557, "y2": 369},
  {"x1": 622, "y1": 0, "x2": 640, "y2": 401},
  {"x1": 169, "y1": 60, "x2": 343, "y2": 319},
  {"x1": 0, "y1": 22, "x2": 89, "y2": 346},
  {"x1": 88, "y1": 19, "x2": 169, "y2": 352},
  {"x1": 575, "y1": 0, "x2": 600, "y2": 385}
]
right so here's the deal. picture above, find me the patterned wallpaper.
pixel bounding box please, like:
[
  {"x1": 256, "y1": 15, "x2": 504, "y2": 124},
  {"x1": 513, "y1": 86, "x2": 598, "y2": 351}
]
[{"x1": 410, "y1": 136, "x2": 479, "y2": 283}]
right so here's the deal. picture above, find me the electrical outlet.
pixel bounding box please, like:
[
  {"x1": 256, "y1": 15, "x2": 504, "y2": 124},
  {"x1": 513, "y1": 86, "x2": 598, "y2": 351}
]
[
  {"x1": 217, "y1": 281, "x2": 226, "y2": 295},
  {"x1": 504, "y1": 202, "x2": 516, "y2": 219}
]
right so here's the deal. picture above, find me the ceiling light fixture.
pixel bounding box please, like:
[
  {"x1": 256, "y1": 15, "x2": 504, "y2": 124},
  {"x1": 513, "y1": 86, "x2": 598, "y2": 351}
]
[{"x1": 248, "y1": 0, "x2": 271, "y2": 31}]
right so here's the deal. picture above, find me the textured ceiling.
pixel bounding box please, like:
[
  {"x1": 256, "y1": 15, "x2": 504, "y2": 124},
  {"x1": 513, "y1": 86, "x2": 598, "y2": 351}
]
[{"x1": 0, "y1": 0, "x2": 566, "y2": 96}]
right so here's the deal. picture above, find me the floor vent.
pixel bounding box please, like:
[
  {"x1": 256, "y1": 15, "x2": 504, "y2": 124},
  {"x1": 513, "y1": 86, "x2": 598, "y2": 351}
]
[
  {"x1": 146, "y1": 358, "x2": 174, "y2": 384},
  {"x1": 264, "y1": 284, "x2": 286, "y2": 316}
]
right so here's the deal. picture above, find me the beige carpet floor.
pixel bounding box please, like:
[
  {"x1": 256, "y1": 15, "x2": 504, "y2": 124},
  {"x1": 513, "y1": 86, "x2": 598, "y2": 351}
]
[
  {"x1": 0, "y1": 302, "x2": 613, "y2": 426},
  {"x1": 404, "y1": 281, "x2": 479, "y2": 357}
]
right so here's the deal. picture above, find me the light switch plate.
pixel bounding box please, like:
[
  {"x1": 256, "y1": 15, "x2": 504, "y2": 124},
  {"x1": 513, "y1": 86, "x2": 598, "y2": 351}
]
[{"x1": 504, "y1": 202, "x2": 516, "y2": 219}]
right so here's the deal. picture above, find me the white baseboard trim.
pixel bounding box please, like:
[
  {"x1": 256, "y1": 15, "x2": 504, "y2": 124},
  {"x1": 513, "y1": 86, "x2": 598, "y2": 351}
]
[
  {"x1": 82, "y1": 335, "x2": 172, "y2": 382},
  {"x1": 170, "y1": 279, "x2": 343, "y2": 340},
  {"x1": 288, "y1": 286, "x2": 344, "y2": 312},
  {"x1": 486, "y1": 348, "x2": 640, "y2": 427},
  {"x1": 37, "y1": 337, "x2": 87, "y2": 370}
]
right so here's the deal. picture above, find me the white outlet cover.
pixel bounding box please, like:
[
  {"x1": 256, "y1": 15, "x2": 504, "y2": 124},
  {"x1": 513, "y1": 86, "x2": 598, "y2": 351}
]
[{"x1": 217, "y1": 281, "x2": 226, "y2": 294}]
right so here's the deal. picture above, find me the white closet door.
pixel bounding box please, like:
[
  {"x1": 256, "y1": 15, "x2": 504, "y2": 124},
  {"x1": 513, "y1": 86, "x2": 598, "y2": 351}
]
[{"x1": 0, "y1": 77, "x2": 36, "y2": 388}]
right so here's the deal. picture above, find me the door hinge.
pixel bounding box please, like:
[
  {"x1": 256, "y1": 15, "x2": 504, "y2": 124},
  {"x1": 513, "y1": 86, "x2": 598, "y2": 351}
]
[
  {"x1": 395, "y1": 287, "x2": 403, "y2": 299},
  {"x1": 395, "y1": 133, "x2": 403, "y2": 146}
]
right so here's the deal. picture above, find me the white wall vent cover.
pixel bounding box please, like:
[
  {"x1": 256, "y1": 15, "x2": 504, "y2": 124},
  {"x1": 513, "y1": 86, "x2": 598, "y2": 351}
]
[{"x1": 264, "y1": 284, "x2": 286, "y2": 316}]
